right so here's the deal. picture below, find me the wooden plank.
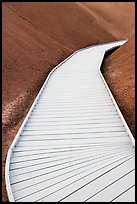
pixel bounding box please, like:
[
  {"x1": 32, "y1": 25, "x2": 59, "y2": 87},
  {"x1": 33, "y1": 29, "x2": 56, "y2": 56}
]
[
  {"x1": 21, "y1": 126, "x2": 126, "y2": 135},
  {"x1": 13, "y1": 160, "x2": 135, "y2": 202},
  {"x1": 60, "y1": 158, "x2": 135, "y2": 202},
  {"x1": 28, "y1": 115, "x2": 120, "y2": 122},
  {"x1": 10, "y1": 148, "x2": 131, "y2": 177},
  {"x1": 11, "y1": 143, "x2": 130, "y2": 159},
  {"x1": 27, "y1": 118, "x2": 122, "y2": 126},
  {"x1": 10, "y1": 151, "x2": 133, "y2": 186},
  {"x1": 32, "y1": 107, "x2": 116, "y2": 114},
  {"x1": 33, "y1": 105, "x2": 115, "y2": 111},
  {"x1": 16, "y1": 138, "x2": 130, "y2": 148},
  {"x1": 16, "y1": 155, "x2": 133, "y2": 202},
  {"x1": 24, "y1": 122, "x2": 123, "y2": 131},
  {"x1": 10, "y1": 146, "x2": 132, "y2": 166},
  {"x1": 11, "y1": 154, "x2": 133, "y2": 194},
  {"x1": 111, "y1": 185, "x2": 135, "y2": 202},
  {"x1": 86, "y1": 171, "x2": 135, "y2": 202}
]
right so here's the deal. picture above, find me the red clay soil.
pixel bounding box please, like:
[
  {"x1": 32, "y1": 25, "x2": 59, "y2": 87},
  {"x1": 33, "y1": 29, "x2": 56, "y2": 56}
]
[
  {"x1": 2, "y1": 2, "x2": 135, "y2": 202},
  {"x1": 102, "y1": 37, "x2": 135, "y2": 136},
  {"x1": 82, "y1": 2, "x2": 135, "y2": 39}
]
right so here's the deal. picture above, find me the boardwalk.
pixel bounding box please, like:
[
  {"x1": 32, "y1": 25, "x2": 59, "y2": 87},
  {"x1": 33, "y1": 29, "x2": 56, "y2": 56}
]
[{"x1": 5, "y1": 40, "x2": 135, "y2": 202}]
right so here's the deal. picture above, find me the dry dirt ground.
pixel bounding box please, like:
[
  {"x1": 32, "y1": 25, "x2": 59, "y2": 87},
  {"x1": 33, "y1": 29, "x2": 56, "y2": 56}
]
[{"x1": 2, "y1": 2, "x2": 135, "y2": 202}]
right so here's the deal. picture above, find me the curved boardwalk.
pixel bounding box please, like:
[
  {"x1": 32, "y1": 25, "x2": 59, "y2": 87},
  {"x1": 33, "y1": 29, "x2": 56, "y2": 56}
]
[{"x1": 5, "y1": 40, "x2": 135, "y2": 202}]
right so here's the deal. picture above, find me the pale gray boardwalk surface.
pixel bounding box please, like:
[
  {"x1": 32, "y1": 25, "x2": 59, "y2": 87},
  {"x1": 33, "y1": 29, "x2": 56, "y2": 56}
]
[{"x1": 5, "y1": 40, "x2": 135, "y2": 202}]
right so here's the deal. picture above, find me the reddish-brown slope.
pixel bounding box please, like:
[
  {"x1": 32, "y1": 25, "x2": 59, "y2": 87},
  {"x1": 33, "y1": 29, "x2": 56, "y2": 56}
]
[
  {"x1": 2, "y1": 4, "x2": 71, "y2": 201},
  {"x1": 5, "y1": 2, "x2": 121, "y2": 50},
  {"x1": 2, "y1": 3, "x2": 71, "y2": 127},
  {"x1": 2, "y1": 2, "x2": 135, "y2": 202},
  {"x1": 102, "y1": 37, "x2": 135, "y2": 136},
  {"x1": 82, "y1": 2, "x2": 135, "y2": 38},
  {"x1": 82, "y1": 2, "x2": 135, "y2": 136}
]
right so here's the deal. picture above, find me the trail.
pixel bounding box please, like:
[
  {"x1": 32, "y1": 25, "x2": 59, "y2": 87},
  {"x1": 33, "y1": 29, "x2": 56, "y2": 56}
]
[{"x1": 5, "y1": 40, "x2": 135, "y2": 202}]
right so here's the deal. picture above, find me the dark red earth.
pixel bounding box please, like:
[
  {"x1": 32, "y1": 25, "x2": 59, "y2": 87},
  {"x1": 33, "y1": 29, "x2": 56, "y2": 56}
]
[{"x1": 2, "y1": 2, "x2": 135, "y2": 201}]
